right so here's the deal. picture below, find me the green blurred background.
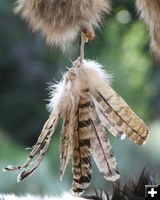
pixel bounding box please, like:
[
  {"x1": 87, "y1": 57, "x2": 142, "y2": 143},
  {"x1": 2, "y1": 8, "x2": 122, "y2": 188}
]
[{"x1": 0, "y1": 0, "x2": 160, "y2": 196}]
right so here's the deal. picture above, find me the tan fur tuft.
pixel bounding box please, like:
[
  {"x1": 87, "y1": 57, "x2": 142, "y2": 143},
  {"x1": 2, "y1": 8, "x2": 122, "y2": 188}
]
[
  {"x1": 136, "y1": 0, "x2": 160, "y2": 59},
  {"x1": 15, "y1": 0, "x2": 111, "y2": 48}
]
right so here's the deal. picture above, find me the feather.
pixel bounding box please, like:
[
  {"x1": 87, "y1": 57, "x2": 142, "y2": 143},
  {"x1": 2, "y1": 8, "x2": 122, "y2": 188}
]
[
  {"x1": 72, "y1": 96, "x2": 92, "y2": 195},
  {"x1": 60, "y1": 104, "x2": 77, "y2": 180},
  {"x1": 69, "y1": 59, "x2": 149, "y2": 145},
  {"x1": 14, "y1": 0, "x2": 111, "y2": 48},
  {"x1": 60, "y1": 111, "x2": 71, "y2": 180},
  {"x1": 4, "y1": 111, "x2": 60, "y2": 181},
  {"x1": 136, "y1": 0, "x2": 160, "y2": 59},
  {"x1": 90, "y1": 105, "x2": 120, "y2": 182},
  {"x1": 92, "y1": 96, "x2": 126, "y2": 140},
  {"x1": 93, "y1": 89, "x2": 148, "y2": 145}
]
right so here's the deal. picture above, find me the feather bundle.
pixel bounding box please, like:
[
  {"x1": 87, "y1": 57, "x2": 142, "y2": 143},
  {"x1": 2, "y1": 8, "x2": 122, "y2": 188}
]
[
  {"x1": 136, "y1": 0, "x2": 160, "y2": 59},
  {"x1": 14, "y1": 0, "x2": 111, "y2": 48},
  {"x1": 4, "y1": 59, "x2": 149, "y2": 196}
]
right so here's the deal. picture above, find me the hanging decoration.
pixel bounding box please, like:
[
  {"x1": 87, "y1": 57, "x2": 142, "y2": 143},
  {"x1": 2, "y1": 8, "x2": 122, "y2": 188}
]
[{"x1": 4, "y1": 0, "x2": 149, "y2": 196}]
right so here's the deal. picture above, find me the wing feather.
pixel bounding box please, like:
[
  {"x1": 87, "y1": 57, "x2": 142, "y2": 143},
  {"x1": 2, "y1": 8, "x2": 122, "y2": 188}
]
[
  {"x1": 90, "y1": 106, "x2": 120, "y2": 182},
  {"x1": 60, "y1": 101, "x2": 78, "y2": 179},
  {"x1": 72, "y1": 97, "x2": 92, "y2": 195},
  {"x1": 92, "y1": 96, "x2": 126, "y2": 140},
  {"x1": 93, "y1": 85, "x2": 149, "y2": 145}
]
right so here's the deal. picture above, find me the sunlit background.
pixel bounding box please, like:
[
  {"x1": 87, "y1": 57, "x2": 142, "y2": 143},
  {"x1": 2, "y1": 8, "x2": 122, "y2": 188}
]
[{"x1": 0, "y1": 0, "x2": 160, "y2": 196}]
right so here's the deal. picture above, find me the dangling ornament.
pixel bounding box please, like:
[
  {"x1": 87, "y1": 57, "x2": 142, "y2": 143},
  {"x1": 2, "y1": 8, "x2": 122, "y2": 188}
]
[
  {"x1": 4, "y1": 0, "x2": 149, "y2": 197},
  {"x1": 4, "y1": 42, "x2": 149, "y2": 195}
]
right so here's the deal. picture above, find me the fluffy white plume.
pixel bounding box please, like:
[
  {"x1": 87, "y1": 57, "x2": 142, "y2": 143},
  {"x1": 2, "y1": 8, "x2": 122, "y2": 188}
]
[
  {"x1": 0, "y1": 193, "x2": 86, "y2": 200},
  {"x1": 47, "y1": 59, "x2": 112, "y2": 115}
]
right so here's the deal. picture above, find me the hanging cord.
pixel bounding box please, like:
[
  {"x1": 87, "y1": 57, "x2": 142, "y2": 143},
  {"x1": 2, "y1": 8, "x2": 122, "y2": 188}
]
[
  {"x1": 80, "y1": 32, "x2": 88, "y2": 64},
  {"x1": 76, "y1": 29, "x2": 95, "y2": 68}
]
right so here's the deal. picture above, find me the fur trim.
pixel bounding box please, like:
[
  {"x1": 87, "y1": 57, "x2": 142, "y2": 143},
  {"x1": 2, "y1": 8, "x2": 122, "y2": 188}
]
[
  {"x1": 14, "y1": 0, "x2": 111, "y2": 48},
  {"x1": 84, "y1": 169, "x2": 156, "y2": 200},
  {"x1": 136, "y1": 0, "x2": 160, "y2": 59},
  {"x1": 0, "y1": 193, "x2": 86, "y2": 200},
  {"x1": 1, "y1": 169, "x2": 155, "y2": 200}
]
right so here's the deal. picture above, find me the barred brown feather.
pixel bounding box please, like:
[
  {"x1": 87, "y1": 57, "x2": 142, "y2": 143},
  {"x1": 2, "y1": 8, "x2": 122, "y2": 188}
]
[
  {"x1": 60, "y1": 114, "x2": 70, "y2": 179},
  {"x1": 92, "y1": 96, "x2": 126, "y2": 140},
  {"x1": 72, "y1": 97, "x2": 92, "y2": 195},
  {"x1": 60, "y1": 107, "x2": 74, "y2": 179},
  {"x1": 90, "y1": 105, "x2": 120, "y2": 181},
  {"x1": 93, "y1": 87, "x2": 148, "y2": 145},
  {"x1": 4, "y1": 111, "x2": 60, "y2": 181},
  {"x1": 136, "y1": 0, "x2": 160, "y2": 59}
]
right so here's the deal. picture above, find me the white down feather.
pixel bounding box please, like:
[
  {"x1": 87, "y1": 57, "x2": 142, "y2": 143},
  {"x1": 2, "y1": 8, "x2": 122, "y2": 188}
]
[{"x1": 47, "y1": 59, "x2": 112, "y2": 116}]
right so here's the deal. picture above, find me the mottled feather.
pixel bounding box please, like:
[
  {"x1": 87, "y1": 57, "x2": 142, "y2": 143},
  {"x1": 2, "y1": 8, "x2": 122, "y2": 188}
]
[
  {"x1": 4, "y1": 111, "x2": 60, "y2": 181},
  {"x1": 93, "y1": 88, "x2": 149, "y2": 145},
  {"x1": 92, "y1": 96, "x2": 126, "y2": 140},
  {"x1": 60, "y1": 102, "x2": 78, "y2": 179},
  {"x1": 72, "y1": 97, "x2": 92, "y2": 195},
  {"x1": 90, "y1": 105, "x2": 120, "y2": 181}
]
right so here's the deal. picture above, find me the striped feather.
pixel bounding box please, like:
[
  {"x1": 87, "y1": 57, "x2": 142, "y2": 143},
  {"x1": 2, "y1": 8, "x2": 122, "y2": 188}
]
[
  {"x1": 90, "y1": 106, "x2": 120, "y2": 182},
  {"x1": 60, "y1": 105, "x2": 77, "y2": 180},
  {"x1": 72, "y1": 97, "x2": 92, "y2": 195},
  {"x1": 4, "y1": 111, "x2": 60, "y2": 180},
  {"x1": 92, "y1": 96, "x2": 126, "y2": 140},
  {"x1": 93, "y1": 87, "x2": 149, "y2": 145}
]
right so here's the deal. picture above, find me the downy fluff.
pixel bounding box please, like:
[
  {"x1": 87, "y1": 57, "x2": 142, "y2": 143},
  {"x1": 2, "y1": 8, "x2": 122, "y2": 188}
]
[
  {"x1": 0, "y1": 193, "x2": 85, "y2": 200},
  {"x1": 15, "y1": 0, "x2": 111, "y2": 48},
  {"x1": 4, "y1": 59, "x2": 149, "y2": 196}
]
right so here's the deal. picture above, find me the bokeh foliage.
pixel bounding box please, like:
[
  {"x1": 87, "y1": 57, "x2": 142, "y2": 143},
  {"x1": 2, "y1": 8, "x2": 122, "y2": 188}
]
[{"x1": 0, "y1": 0, "x2": 160, "y2": 196}]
